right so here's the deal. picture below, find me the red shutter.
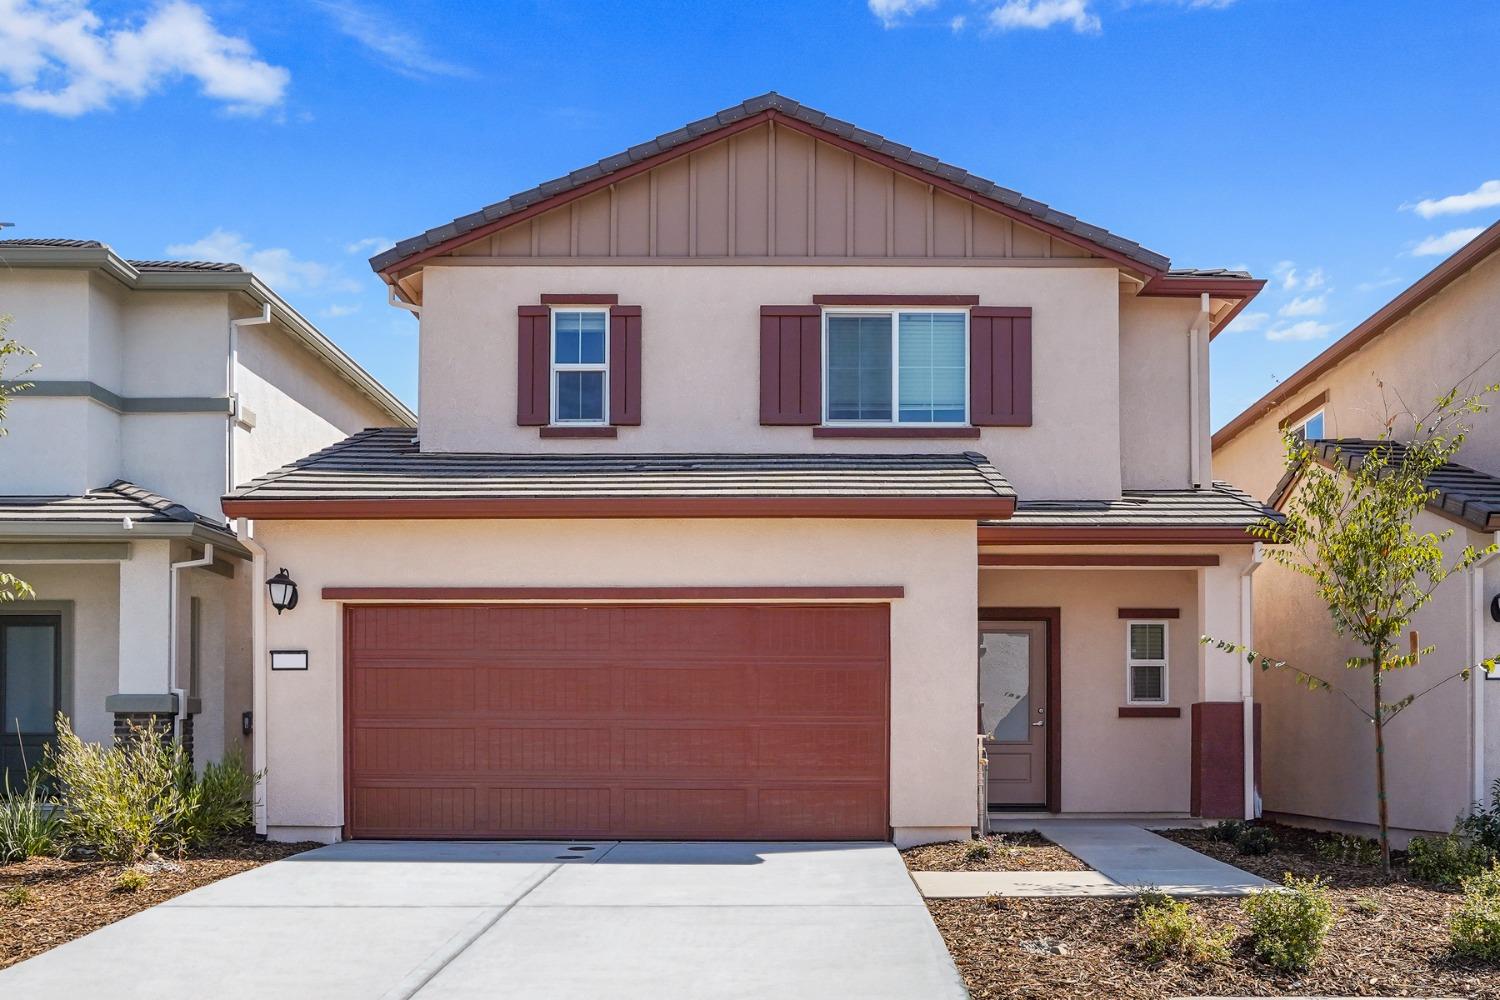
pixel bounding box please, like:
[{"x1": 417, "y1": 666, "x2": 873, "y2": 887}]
[
  {"x1": 517, "y1": 305, "x2": 550, "y2": 426},
  {"x1": 970, "y1": 306, "x2": 1032, "y2": 426},
  {"x1": 760, "y1": 306, "x2": 821, "y2": 425},
  {"x1": 609, "y1": 305, "x2": 642, "y2": 425}
]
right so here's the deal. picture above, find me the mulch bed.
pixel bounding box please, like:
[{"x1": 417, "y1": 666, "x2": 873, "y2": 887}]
[
  {"x1": 0, "y1": 834, "x2": 318, "y2": 970},
  {"x1": 923, "y1": 821, "x2": 1500, "y2": 999},
  {"x1": 901, "y1": 831, "x2": 1089, "y2": 873}
]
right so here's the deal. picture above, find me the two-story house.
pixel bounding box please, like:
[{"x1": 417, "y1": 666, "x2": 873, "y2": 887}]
[
  {"x1": 0, "y1": 238, "x2": 414, "y2": 783},
  {"x1": 1215, "y1": 218, "x2": 1500, "y2": 842},
  {"x1": 223, "y1": 95, "x2": 1271, "y2": 847}
]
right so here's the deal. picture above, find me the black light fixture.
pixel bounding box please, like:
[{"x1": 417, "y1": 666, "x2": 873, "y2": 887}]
[{"x1": 266, "y1": 568, "x2": 299, "y2": 614}]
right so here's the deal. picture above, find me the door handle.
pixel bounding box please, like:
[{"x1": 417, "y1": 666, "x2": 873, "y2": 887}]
[{"x1": 1031, "y1": 720, "x2": 1044, "y2": 727}]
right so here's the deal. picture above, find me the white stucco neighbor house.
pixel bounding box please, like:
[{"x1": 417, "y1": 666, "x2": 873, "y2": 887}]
[
  {"x1": 0, "y1": 238, "x2": 414, "y2": 783},
  {"x1": 224, "y1": 94, "x2": 1280, "y2": 848},
  {"x1": 1215, "y1": 218, "x2": 1500, "y2": 844}
]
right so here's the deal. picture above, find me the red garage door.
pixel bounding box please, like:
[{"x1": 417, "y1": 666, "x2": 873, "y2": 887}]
[{"x1": 344, "y1": 603, "x2": 890, "y2": 840}]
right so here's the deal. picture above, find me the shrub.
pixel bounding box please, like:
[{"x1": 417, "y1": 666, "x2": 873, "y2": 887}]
[
  {"x1": 1456, "y1": 779, "x2": 1500, "y2": 856},
  {"x1": 1352, "y1": 895, "x2": 1380, "y2": 916},
  {"x1": 1407, "y1": 833, "x2": 1493, "y2": 886},
  {"x1": 113, "y1": 868, "x2": 149, "y2": 893},
  {"x1": 963, "y1": 839, "x2": 992, "y2": 862},
  {"x1": 1451, "y1": 864, "x2": 1500, "y2": 962},
  {"x1": 1134, "y1": 895, "x2": 1230, "y2": 965},
  {"x1": 1207, "y1": 819, "x2": 1246, "y2": 843},
  {"x1": 177, "y1": 749, "x2": 260, "y2": 847},
  {"x1": 0, "y1": 769, "x2": 61, "y2": 864},
  {"x1": 1235, "y1": 825, "x2": 1277, "y2": 856},
  {"x1": 44, "y1": 715, "x2": 190, "y2": 863},
  {"x1": 1315, "y1": 833, "x2": 1382, "y2": 866},
  {"x1": 1243, "y1": 874, "x2": 1335, "y2": 971},
  {"x1": 2, "y1": 885, "x2": 31, "y2": 906}
]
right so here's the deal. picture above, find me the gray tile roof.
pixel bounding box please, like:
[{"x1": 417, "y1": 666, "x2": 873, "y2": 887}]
[
  {"x1": 1167, "y1": 268, "x2": 1255, "y2": 279},
  {"x1": 370, "y1": 92, "x2": 1173, "y2": 275},
  {"x1": 0, "y1": 480, "x2": 229, "y2": 529},
  {"x1": 0, "y1": 239, "x2": 244, "y2": 273},
  {"x1": 1270, "y1": 439, "x2": 1500, "y2": 532},
  {"x1": 227, "y1": 427, "x2": 1017, "y2": 505},
  {"x1": 985, "y1": 482, "x2": 1277, "y2": 530}
]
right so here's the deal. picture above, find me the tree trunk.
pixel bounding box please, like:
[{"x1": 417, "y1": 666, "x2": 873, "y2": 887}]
[{"x1": 1372, "y1": 644, "x2": 1392, "y2": 876}]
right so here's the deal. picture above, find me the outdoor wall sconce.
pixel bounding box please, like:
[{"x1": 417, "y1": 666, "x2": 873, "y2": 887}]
[
  {"x1": 1491, "y1": 593, "x2": 1500, "y2": 623},
  {"x1": 266, "y1": 568, "x2": 299, "y2": 614}
]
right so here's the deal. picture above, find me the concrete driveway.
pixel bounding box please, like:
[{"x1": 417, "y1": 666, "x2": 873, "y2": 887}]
[{"x1": 0, "y1": 840, "x2": 966, "y2": 999}]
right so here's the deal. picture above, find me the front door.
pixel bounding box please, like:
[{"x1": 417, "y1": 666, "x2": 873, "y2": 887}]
[
  {"x1": 0, "y1": 614, "x2": 62, "y2": 789},
  {"x1": 979, "y1": 621, "x2": 1047, "y2": 808}
]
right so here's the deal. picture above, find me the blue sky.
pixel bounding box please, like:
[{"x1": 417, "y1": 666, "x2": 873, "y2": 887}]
[{"x1": 3, "y1": 0, "x2": 1497, "y2": 426}]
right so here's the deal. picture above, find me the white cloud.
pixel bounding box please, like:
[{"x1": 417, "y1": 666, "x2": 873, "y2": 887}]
[
  {"x1": 320, "y1": 303, "x2": 360, "y2": 318},
  {"x1": 1355, "y1": 274, "x2": 1402, "y2": 293},
  {"x1": 950, "y1": 14, "x2": 967, "y2": 31},
  {"x1": 1404, "y1": 180, "x2": 1500, "y2": 219},
  {"x1": 315, "y1": 0, "x2": 473, "y2": 77},
  {"x1": 0, "y1": 0, "x2": 288, "y2": 117},
  {"x1": 345, "y1": 235, "x2": 394, "y2": 255},
  {"x1": 867, "y1": 0, "x2": 939, "y2": 27},
  {"x1": 1271, "y1": 261, "x2": 1326, "y2": 292},
  {"x1": 1227, "y1": 311, "x2": 1269, "y2": 333},
  {"x1": 989, "y1": 0, "x2": 1100, "y2": 32},
  {"x1": 1412, "y1": 226, "x2": 1485, "y2": 257},
  {"x1": 166, "y1": 229, "x2": 356, "y2": 293},
  {"x1": 1266, "y1": 320, "x2": 1335, "y2": 342},
  {"x1": 1279, "y1": 294, "x2": 1328, "y2": 318}
]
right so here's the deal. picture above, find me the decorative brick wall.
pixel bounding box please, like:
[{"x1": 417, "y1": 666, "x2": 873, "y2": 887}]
[
  {"x1": 111, "y1": 711, "x2": 194, "y2": 766},
  {"x1": 1191, "y1": 702, "x2": 1263, "y2": 819}
]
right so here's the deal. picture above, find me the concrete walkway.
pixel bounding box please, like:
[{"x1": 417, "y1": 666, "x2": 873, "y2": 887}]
[
  {"x1": 0, "y1": 840, "x2": 967, "y2": 999},
  {"x1": 914, "y1": 821, "x2": 1275, "y2": 899}
]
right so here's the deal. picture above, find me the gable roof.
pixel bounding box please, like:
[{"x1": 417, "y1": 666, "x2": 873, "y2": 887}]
[
  {"x1": 1267, "y1": 438, "x2": 1500, "y2": 533},
  {"x1": 370, "y1": 93, "x2": 1179, "y2": 279},
  {"x1": 0, "y1": 238, "x2": 414, "y2": 427},
  {"x1": 0, "y1": 480, "x2": 247, "y2": 552},
  {"x1": 1213, "y1": 218, "x2": 1500, "y2": 451},
  {"x1": 222, "y1": 426, "x2": 1017, "y2": 520}
]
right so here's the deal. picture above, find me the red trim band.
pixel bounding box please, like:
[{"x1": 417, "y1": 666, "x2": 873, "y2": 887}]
[
  {"x1": 1119, "y1": 706, "x2": 1181, "y2": 718},
  {"x1": 981, "y1": 553, "x2": 1220, "y2": 567},
  {"x1": 978, "y1": 526, "x2": 1254, "y2": 544},
  {"x1": 813, "y1": 294, "x2": 980, "y2": 306},
  {"x1": 812, "y1": 427, "x2": 981, "y2": 439},
  {"x1": 539, "y1": 426, "x2": 618, "y2": 439},
  {"x1": 1118, "y1": 608, "x2": 1181, "y2": 619},
  {"x1": 322, "y1": 586, "x2": 905, "y2": 602},
  {"x1": 539, "y1": 293, "x2": 618, "y2": 305}
]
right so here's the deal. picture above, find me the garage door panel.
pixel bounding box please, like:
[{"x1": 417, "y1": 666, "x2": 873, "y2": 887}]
[{"x1": 345, "y1": 604, "x2": 890, "y2": 840}]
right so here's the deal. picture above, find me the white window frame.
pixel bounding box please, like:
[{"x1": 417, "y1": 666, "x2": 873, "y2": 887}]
[
  {"x1": 820, "y1": 307, "x2": 970, "y2": 427},
  {"x1": 1291, "y1": 409, "x2": 1326, "y2": 441},
  {"x1": 549, "y1": 307, "x2": 610, "y2": 426},
  {"x1": 1124, "y1": 619, "x2": 1170, "y2": 705}
]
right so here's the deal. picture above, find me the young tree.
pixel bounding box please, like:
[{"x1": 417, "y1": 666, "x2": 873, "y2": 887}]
[
  {"x1": 0, "y1": 315, "x2": 36, "y2": 604},
  {"x1": 1206, "y1": 382, "x2": 1500, "y2": 875}
]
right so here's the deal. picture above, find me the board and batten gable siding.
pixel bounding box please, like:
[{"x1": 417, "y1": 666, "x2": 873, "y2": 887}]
[
  {"x1": 436, "y1": 124, "x2": 1098, "y2": 265},
  {"x1": 419, "y1": 263, "x2": 1125, "y2": 501}
]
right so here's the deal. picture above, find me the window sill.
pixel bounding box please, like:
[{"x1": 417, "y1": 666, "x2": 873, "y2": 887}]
[
  {"x1": 539, "y1": 426, "x2": 617, "y2": 439},
  {"x1": 812, "y1": 426, "x2": 982, "y2": 439},
  {"x1": 1118, "y1": 706, "x2": 1180, "y2": 718}
]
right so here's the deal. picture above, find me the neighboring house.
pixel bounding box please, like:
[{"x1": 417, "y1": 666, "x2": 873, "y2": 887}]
[
  {"x1": 1214, "y1": 218, "x2": 1500, "y2": 841},
  {"x1": 0, "y1": 239, "x2": 414, "y2": 784},
  {"x1": 223, "y1": 94, "x2": 1272, "y2": 847}
]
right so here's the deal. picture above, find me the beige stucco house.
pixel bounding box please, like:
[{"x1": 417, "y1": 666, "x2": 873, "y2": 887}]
[
  {"x1": 0, "y1": 239, "x2": 413, "y2": 782},
  {"x1": 224, "y1": 94, "x2": 1274, "y2": 847},
  {"x1": 1214, "y1": 218, "x2": 1500, "y2": 842}
]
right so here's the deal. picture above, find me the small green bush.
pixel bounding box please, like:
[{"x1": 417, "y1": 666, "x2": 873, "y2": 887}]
[
  {"x1": 1207, "y1": 819, "x2": 1246, "y2": 843},
  {"x1": 177, "y1": 749, "x2": 260, "y2": 847},
  {"x1": 0, "y1": 769, "x2": 61, "y2": 863},
  {"x1": 44, "y1": 715, "x2": 190, "y2": 863},
  {"x1": 1352, "y1": 895, "x2": 1380, "y2": 916},
  {"x1": 113, "y1": 868, "x2": 149, "y2": 893},
  {"x1": 1451, "y1": 864, "x2": 1500, "y2": 962},
  {"x1": 963, "y1": 839, "x2": 992, "y2": 862},
  {"x1": 2, "y1": 885, "x2": 31, "y2": 907},
  {"x1": 1314, "y1": 833, "x2": 1381, "y2": 866},
  {"x1": 1234, "y1": 825, "x2": 1277, "y2": 856},
  {"x1": 1456, "y1": 779, "x2": 1500, "y2": 856},
  {"x1": 1407, "y1": 833, "x2": 1493, "y2": 886},
  {"x1": 1134, "y1": 895, "x2": 1230, "y2": 965},
  {"x1": 1243, "y1": 874, "x2": 1335, "y2": 971}
]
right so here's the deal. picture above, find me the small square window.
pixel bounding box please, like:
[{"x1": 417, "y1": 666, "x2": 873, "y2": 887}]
[
  {"x1": 1292, "y1": 410, "x2": 1325, "y2": 441},
  {"x1": 1126, "y1": 621, "x2": 1168, "y2": 705}
]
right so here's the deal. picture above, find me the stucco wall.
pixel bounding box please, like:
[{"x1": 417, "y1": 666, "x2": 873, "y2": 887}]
[
  {"x1": 253, "y1": 517, "x2": 978, "y2": 843},
  {"x1": 978, "y1": 567, "x2": 1201, "y2": 813},
  {"x1": 418, "y1": 263, "x2": 1127, "y2": 500},
  {"x1": 1119, "y1": 296, "x2": 1198, "y2": 490}
]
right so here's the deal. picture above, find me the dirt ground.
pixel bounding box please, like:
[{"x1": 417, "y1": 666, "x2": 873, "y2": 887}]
[{"x1": 901, "y1": 830, "x2": 1090, "y2": 873}]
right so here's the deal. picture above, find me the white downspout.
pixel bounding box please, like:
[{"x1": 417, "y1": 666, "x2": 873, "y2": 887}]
[
  {"x1": 387, "y1": 286, "x2": 421, "y2": 317},
  {"x1": 1469, "y1": 536, "x2": 1500, "y2": 807},
  {"x1": 227, "y1": 304, "x2": 273, "y2": 496},
  {"x1": 237, "y1": 519, "x2": 270, "y2": 836},
  {"x1": 169, "y1": 544, "x2": 214, "y2": 745},
  {"x1": 1187, "y1": 293, "x2": 1210, "y2": 490},
  {"x1": 1241, "y1": 542, "x2": 1265, "y2": 819}
]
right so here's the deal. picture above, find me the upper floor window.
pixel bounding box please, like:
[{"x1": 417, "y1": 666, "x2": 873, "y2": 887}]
[
  {"x1": 824, "y1": 310, "x2": 967, "y2": 426},
  {"x1": 1291, "y1": 409, "x2": 1325, "y2": 441},
  {"x1": 1125, "y1": 620, "x2": 1169, "y2": 704},
  {"x1": 552, "y1": 309, "x2": 608, "y2": 424}
]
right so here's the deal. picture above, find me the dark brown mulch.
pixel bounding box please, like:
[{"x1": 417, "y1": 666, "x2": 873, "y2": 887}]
[
  {"x1": 0, "y1": 834, "x2": 318, "y2": 970},
  {"x1": 901, "y1": 831, "x2": 1089, "y2": 873},
  {"x1": 924, "y1": 821, "x2": 1500, "y2": 999}
]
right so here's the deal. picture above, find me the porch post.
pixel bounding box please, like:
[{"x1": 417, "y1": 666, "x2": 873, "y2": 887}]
[
  {"x1": 1192, "y1": 551, "x2": 1260, "y2": 819},
  {"x1": 106, "y1": 539, "x2": 177, "y2": 743}
]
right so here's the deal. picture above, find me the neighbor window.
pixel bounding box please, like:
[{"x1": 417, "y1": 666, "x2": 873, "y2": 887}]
[
  {"x1": 551, "y1": 309, "x2": 608, "y2": 424},
  {"x1": 1291, "y1": 409, "x2": 1325, "y2": 441},
  {"x1": 824, "y1": 311, "x2": 967, "y2": 425},
  {"x1": 1126, "y1": 621, "x2": 1168, "y2": 704}
]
